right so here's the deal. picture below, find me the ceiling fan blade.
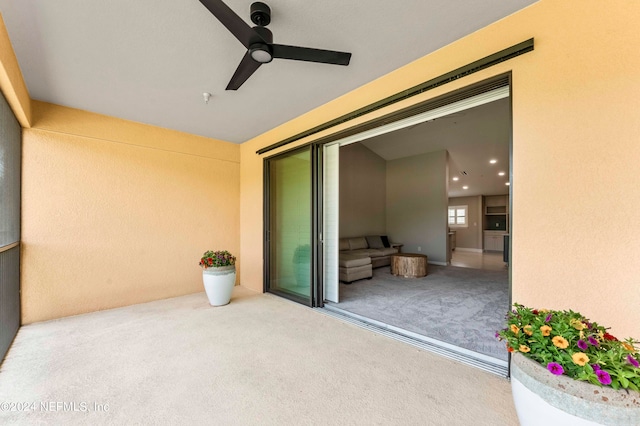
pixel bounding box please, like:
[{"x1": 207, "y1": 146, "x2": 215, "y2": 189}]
[
  {"x1": 199, "y1": 0, "x2": 265, "y2": 48},
  {"x1": 226, "y1": 51, "x2": 262, "y2": 90},
  {"x1": 272, "y1": 44, "x2": 351, "y2": 66}
]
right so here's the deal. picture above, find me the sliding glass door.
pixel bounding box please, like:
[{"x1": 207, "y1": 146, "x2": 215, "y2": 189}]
[
  {"x1": 265, "y1": 147, "x2": 313, "y2": 304},
  {"x1": 0, "y1": 90, "x2": 21, "y2": 362}
]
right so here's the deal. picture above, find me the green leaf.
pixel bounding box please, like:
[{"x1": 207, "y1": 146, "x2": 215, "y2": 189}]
[{"x1": 619, "y1": 376, "x2": 630, "y2": 388}]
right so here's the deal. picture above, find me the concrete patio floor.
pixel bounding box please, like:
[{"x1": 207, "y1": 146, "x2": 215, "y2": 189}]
[{"x1": 0, "y1": 286, "x2": 518, "y2": 425}]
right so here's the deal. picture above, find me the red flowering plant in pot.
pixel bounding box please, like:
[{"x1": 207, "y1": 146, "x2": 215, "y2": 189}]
[
  {"x1": 199, "y1": 250, "x2": 236, "y2": 269},
  {"x1": 497, "y1": 303, "x2": 640, "y2": 425},
  {"x1": 198, "y1": 250, "x2": 236, "y2": 307}
]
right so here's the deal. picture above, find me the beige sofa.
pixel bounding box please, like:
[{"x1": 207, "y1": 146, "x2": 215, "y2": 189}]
[{"x1": 339, "y1": 236, "x2": 399, "y2": 283}]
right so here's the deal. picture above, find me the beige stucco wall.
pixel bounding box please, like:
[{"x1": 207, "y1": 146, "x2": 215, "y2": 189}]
[
  {"x1": 241, "y1": 0, "x2": 640, "y2": 339},
  {"x1": 0, "y1": 15, "x2": 30, "y2": 127},
  {"x1": 0, "y1": 15, "x2": 241, "y2": 323},
  {"x1": 20, "y1": 102, "x2": 240, "y2": 323}
]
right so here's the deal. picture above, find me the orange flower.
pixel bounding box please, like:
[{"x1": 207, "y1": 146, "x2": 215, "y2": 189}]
[
  {"x1": 523, "y1": 325, "x2": 533, "y2": 336},
  {"x1": 572, "y1": 352, "x2": 589, "y2": 366},
  {"x1": 622, "y1": 342, "x2": 636, "y2": 352},
  {"x1": 552, "y1": 336, "x2": 569, "y2": 349},
  {"x1": 540, "y1": 325, "x2": 552, "y2": 336},
  {"x1": 510, "y1": 324, "x2": 520, "y2": 335},
  {"x1": 570, "y1": 319, "x2": 586, "y2": 331},
  {"x1": 507, "y1": 344, "x2": 515, "y2": 353},
  {"x1": 519, "y1": 345, "x2": 531, "y2": 353}
]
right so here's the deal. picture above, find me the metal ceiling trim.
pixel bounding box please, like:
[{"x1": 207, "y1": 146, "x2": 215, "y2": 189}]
[{"x1": 257, "y1": 38, "x2": 533, "y2": 155}]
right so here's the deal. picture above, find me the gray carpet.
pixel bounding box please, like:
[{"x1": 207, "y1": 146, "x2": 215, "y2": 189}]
[{"x1": 329, "y1": 265, "x2": 509, "y2": 361}]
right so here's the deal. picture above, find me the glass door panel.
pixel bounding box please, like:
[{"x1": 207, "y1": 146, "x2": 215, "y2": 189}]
[{"x1": 267, "y1": 147, "x2": 312, "y2": 303}]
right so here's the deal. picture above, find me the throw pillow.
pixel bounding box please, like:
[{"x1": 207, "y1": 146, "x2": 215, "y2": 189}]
[
  {"x1": 366, "y1": 235, "x2": 384, "y2": 249},
  {"x1": 380, "y1": 235, "x2": 390, "y2": 248}
]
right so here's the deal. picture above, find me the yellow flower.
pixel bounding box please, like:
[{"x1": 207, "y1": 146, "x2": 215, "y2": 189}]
[
  {"x1": 570, "y1": 319, "x2": 586, "y2": 331},
  {"x1": 540, "y1": 325, "x2": 552, "y2": 336},
  {"x1": 519, "y1": 345, "x2": 531, "y2": 353},
  {"x1": 552, "y1": 336, "x2": 569, "y2": 349},
  {"x1": 572, "y1": 352, "x2": 589, "y2": 366},
  {"x1": 523, "y1": 325, "x2": 533, "y2": 336},
  {"x1": 622, "y1": 342, "x2": 635, "y2": 352},
  {"x1": 510, "y1": 324, "x2": 520, "y2": 335},
  {"x1": 539, "y1": 309, "x2": 549, "y2": 313}
]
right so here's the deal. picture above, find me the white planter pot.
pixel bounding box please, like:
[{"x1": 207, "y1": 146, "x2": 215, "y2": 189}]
[
  {"x1": 202, "y1": 265, "x2": 236, "y2": 306},
  {"x1": 510, "y1": 353, "x2": 640, "y2": 426}
]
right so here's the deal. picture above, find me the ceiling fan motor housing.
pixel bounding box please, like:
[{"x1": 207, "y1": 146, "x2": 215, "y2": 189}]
[
  {"x1": 250, "y1": 2, "x2": 271, "y2": 26},
  {"x1": 249, "y1": 26, "x2": 273, "y2": 63}
]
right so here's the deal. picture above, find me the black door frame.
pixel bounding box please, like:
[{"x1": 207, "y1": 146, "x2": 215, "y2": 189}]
[
  {"x1": 263, "y1": 73, "x2": 513, "y2": 310},
  {"x1": 263, "y1": 144, "x2": 324, "y2": 307}
]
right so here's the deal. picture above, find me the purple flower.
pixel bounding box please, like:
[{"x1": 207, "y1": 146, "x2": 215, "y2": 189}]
[
  {"x1": 545, "y1": 313, "x2": 553, "y2": 323},
  {"x1": 547, "y1": 362, "x2": 564, "y2": 375},
  {"x1": 577, "y1": 340, "x2": 588, "y2": 350},
  {"x1": 627, "y1": 355, "x2": 640, "y2": 368},
  {"x1": 588, "y1": 336, "x2": 599, "y2": 347},
  {"x1": 591, "y1": 364, "x2": 601, "y2": 371},
  {"x1": 596, "y1": 369, "x2": 612, "y2": 385}
]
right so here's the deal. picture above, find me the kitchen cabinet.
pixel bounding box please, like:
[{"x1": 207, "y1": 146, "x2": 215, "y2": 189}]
[
  {"x1": 484, "y1": 231, "x2": 506, "y2": 252},
  {"x1": 447, "y1": 231, "x2": 456, "y2": 262},
  {"x1": 485, "y1": 195, "x2": 509, "y2": 215},
  {"x1": 483, "y1": 194, "x2": 510, "y2": 233}
]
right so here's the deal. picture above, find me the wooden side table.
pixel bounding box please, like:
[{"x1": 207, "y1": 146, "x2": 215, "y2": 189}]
[
  {"x1": 390, "y1": 243, "x2": 403, "y2": 253},
  {"x1": 390, "y1": 253, "x2": 428, "y2": 278}
]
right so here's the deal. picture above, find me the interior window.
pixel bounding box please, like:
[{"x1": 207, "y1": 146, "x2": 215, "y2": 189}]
[{"x1": 448, "y1": 205, "x2": 468, "y2": 227}]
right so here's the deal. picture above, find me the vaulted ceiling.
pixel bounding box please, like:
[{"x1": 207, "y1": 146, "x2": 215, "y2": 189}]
[
  {"x1": 0, "y1": 0, "x2": 536, "y2": 143},
  {"x1": 362, "y1": 98, "x2": 511, "y2": 198}
]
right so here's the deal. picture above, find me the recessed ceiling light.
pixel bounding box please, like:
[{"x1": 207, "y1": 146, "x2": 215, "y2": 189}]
[
  {"x1": 498, "y1": 171, "x2": 506, "y2": 176},
  {"x1": 452, "y1": 177, "x2": 459, "y2": 181},
  {"x1": 489, "y1": 159, "x2": 498, "y2": 164},
  {"x1": 505, "y1": 182, "x2": 510, "y2": 186},
  {"x1": 462, "y1": 185, "x2": 469, "y2": 190}
]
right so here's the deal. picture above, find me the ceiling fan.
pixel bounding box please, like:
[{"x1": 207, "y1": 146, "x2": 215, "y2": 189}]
[{"x1": 199, "y1": 0, "x2": 352, "y2": 90}]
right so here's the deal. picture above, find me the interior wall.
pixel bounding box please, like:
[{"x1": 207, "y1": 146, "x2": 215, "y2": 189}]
[
  {"x1": 241, "y1": 0, "x2": 640, "y2": 338},
  {"x1": 387, "y1": 151, "x2": 448, "y2": 263},
  {"x1": 21, "y1": 102, "x2": 240, "y2": 323},
  {"x1": 339, "y1": 143, "x2": 386, "y2": 237},
  {"x1": 448, "y1": 196, "x2": 482, "y2": 250}
]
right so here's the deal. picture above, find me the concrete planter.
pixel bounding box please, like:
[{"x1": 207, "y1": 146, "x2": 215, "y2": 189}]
[
  {"x1": 510, "y1": 353, "x2": 640, "y2": 426},
  {"x1": 202, "y1": 265, "x2": 236, "y2": 306}
]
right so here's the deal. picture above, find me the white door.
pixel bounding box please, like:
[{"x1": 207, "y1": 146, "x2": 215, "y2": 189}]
[{"x1": 323, "y1": 143, "x2": 340, "y2": 303}]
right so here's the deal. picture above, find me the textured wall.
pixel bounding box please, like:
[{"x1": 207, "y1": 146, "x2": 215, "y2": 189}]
[
  {"x1": 0, "y1": 14, "x2": 30, "y2": 127},
  {"x1": 241, "y1": 0, "x2": 640, "y2": 338},
  {"x1": 21, "y1": 103, "x2": 240, "y2": 323}
]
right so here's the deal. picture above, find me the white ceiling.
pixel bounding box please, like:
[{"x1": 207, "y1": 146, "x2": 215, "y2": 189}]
[
  {"x1": 0, "y1": 0, "x2": 536, "y2": 143},
  {"x1": 362, "y1": 98, "x2": 510, "y2": 198}
]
